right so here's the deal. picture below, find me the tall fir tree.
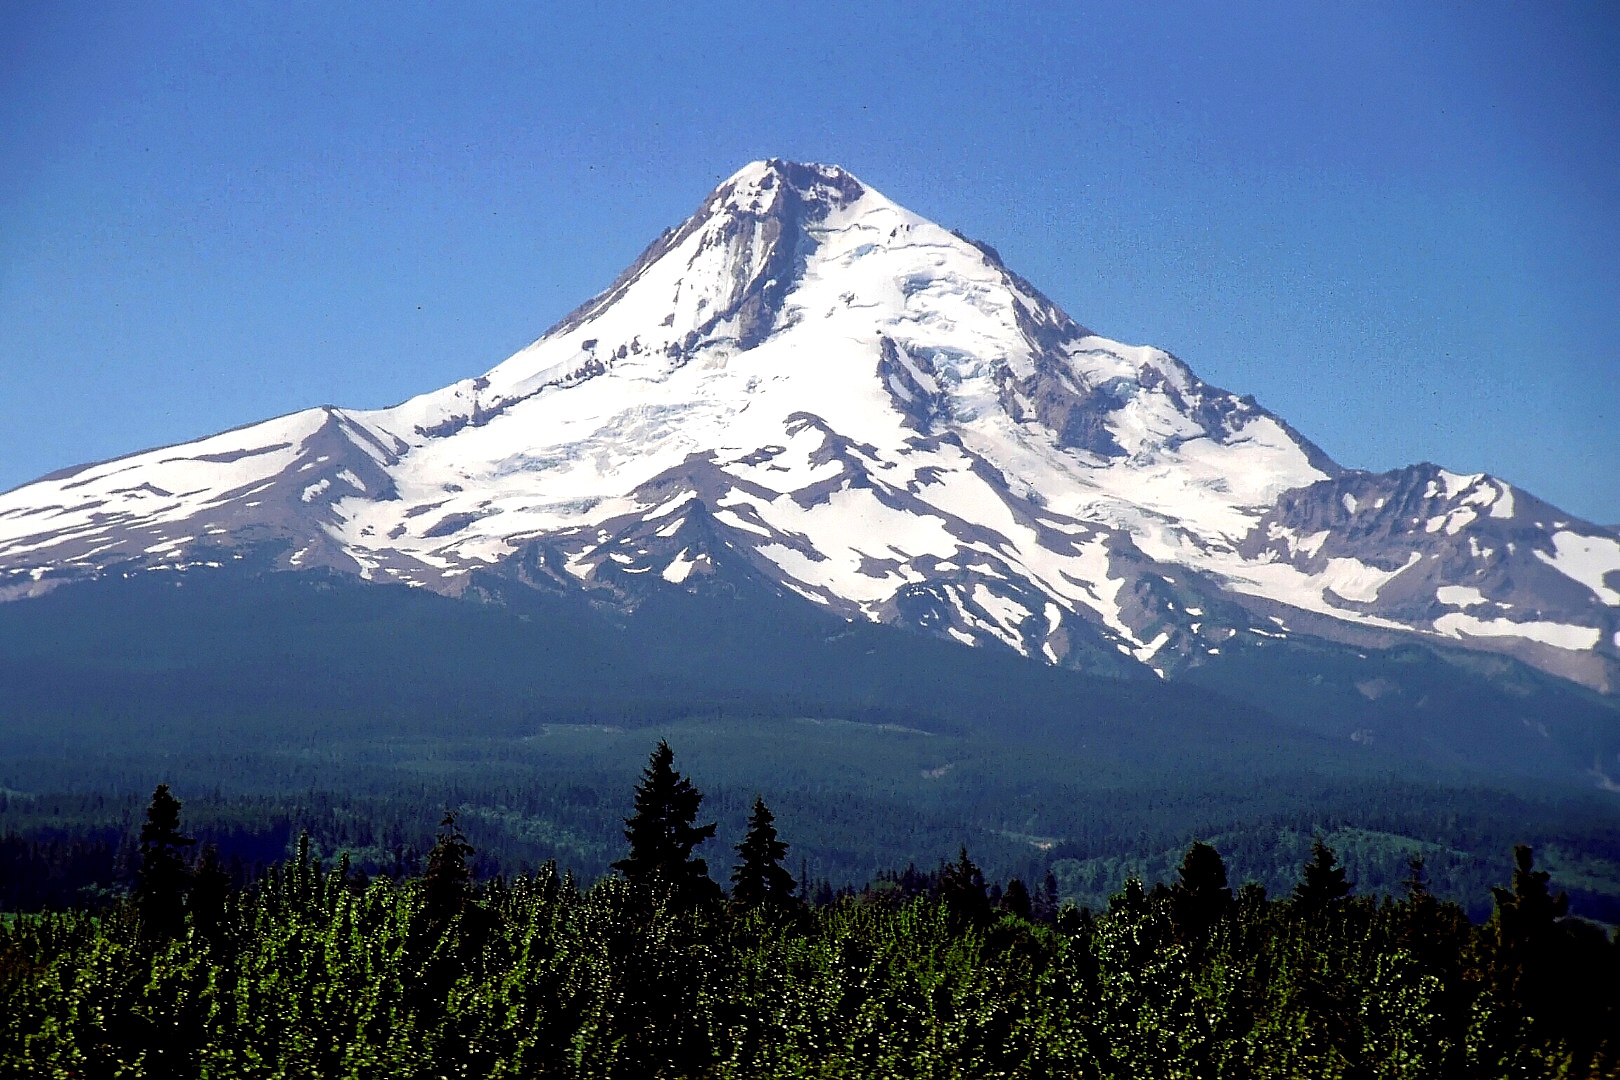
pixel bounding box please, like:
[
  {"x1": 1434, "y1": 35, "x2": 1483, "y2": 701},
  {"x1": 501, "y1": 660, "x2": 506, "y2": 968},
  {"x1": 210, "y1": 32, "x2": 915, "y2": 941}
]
[
  {"x1": 1171, "y1": 841, "x2": 1233, "y2": 942},
  {"x1": 423, "y1": 811, "x2": 474, "y2": 927},
  {"x1": 936, "y1": 846, "x2": 991, "y2": 925},
  {"x1": 1001, "y1": 877, "x2": 1033, "y2": 919},
  {"x1": 614, "y1": 740, "x2": 719, "y2": 904},
  {"x1": 1293, "y1": 836, "x2": 1352, "y2": 911},
  {"x1": 1488, "y1": 845, "x2": 1569, "y2": 1005},
  {"x1": 1033, "y1": 869, "x2": 1060, "y2": 924},
  {"x1": 731, "y1": 797, "x2": 796, "y2": 907},
  {"x1": 135, "y1": 783, "x2": 194, "y2": 940},
  {"x1": 1401, "y1": 852, "x2": 1432, "y2": 902},
  {"x1": 189, "y1": 844, "x2": 232, "y2": 948}
]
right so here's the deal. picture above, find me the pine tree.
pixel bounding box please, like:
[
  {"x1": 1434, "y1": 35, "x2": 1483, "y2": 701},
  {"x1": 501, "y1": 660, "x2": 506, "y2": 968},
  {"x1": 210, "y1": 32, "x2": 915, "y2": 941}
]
[
  {"x1": 1034, "y1": 869, "x2": 1060, "y2": 923},
  {"x1": 1293, "y1": 836, "x2": 1352, "y2": 911},
  {"x1": 613, "y1": 740, "x2": 719, "y2": 904},
  {"x1": 189, "y1": 844, "x2": 232, "y2": 947},
  {"x1": 936, "y1": 846, "x2": 990, "y2": 925},
  {"x1": 1491, "y1": 844, "x2": 1567, "y2": 934},
  {"x1": 1001, "y1": 876, "x2": 1033, "y2": 919},
  {"x1": 423, "y1": 811, "x2": 474, "y2": 926},
  {"x1": 1171, "y1": 841, "x2": 1232, "y2": 941},
  {"x1": 1401, "y1": 852, "x2": 1432, "y2": 902},
  {"x1": 1488, "y1": 845, "x2": 1568, "y2": 1001},
  {"x1": 731, "y1": 796, "x2": 795, "y2": 907},
  {"x1": 135, "y1": 783, "x2": 194, "y2": 940}
]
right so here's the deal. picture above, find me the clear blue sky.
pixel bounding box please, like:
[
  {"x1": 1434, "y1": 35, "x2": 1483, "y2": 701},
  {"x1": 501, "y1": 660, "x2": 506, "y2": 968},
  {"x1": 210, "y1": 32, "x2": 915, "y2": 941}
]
[{"x1": 3, "y1": 2, "x2": 1617, "y2": 522}]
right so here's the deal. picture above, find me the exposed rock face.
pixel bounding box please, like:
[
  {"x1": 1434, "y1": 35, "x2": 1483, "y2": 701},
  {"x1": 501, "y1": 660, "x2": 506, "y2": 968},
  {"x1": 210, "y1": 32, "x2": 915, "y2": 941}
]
[{"x1": 1, "y1": 159, "x2": 1616, "y2": 691}]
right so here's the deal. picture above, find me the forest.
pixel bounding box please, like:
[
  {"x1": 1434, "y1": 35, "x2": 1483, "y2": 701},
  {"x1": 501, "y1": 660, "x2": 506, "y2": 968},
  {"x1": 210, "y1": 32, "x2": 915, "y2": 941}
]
[
  {"x1": 3, "y1": 743, "x2": 1617, "y2": 1079},
  {"x1": 6, "y1": 568, "x2": 1620, "y2": 924}
]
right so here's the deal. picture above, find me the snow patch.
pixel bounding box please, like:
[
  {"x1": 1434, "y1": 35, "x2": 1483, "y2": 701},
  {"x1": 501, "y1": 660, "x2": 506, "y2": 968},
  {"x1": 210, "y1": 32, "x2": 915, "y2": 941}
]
[
  {"x1": 643, "y1": 491, "x2": 696, "y2": 521},
  {"x1": 713, "y1": 509, "x2": 773, "y2": 537},
  {"x1": 1133, "y1": 631, "x2": 1171, "y2": 662},
  {"x1": 1425, "y1": 506, "x2": 1477, "y2": 535},
  {"x1": 662, "y1": 548, "x2": 697, "y2": 583},
  {"x1": 1320, "y1": 553, "x2": 1419, "y2": 603},
  {"x1": 1433, "y1": 612, "x2": 1601, "y2": 651},
  {"x1": 1296, "y1": 530, "x2": 1330, "y2": 558},
  {"x1": 1533, "y1": 532, "x2": 1620, "y2": 605},
  {"x1": 1436, "y1": 585, "x2": 1488, "y2": 609}
]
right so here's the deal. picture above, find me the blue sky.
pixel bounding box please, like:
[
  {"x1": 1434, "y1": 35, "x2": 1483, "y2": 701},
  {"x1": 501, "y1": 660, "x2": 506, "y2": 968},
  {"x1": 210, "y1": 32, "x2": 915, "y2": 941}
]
[{"x1": 3, "y1": 2, "x2": 1617, "y2": 521}]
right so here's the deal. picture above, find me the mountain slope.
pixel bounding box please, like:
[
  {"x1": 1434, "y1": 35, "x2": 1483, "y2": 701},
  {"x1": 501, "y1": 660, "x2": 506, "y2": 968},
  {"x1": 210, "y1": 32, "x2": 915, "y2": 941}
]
[{"x1": 2, "y1": 159, "x2": 1617, "y2": 694}]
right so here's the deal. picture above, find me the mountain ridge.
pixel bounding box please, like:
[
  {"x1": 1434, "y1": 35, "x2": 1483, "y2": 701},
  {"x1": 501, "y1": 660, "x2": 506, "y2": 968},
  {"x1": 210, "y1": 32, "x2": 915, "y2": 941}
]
[{"x1": 1, "y1": 158, "x2": 1616, "y2": 694}]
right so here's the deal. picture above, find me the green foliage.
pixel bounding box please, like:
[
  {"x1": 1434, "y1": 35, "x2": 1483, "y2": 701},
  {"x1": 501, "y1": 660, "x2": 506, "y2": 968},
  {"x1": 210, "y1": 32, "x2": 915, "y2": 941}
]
[{"x1": 3, "y1": 829, "x2": 1617, "y2": 1076}]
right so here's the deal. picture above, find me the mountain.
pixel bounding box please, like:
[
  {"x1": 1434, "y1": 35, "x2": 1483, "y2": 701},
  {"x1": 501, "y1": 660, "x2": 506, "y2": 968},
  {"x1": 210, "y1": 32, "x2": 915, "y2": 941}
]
[{"x1": 2, "y1": 159, "x2": 1618, "y2": 697}]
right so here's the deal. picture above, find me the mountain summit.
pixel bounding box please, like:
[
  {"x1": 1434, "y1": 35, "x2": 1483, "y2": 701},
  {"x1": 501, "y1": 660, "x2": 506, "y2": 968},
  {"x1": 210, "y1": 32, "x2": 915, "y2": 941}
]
[{"x1": 3, "y1": 160, "x2": 1617, "y2": 691}]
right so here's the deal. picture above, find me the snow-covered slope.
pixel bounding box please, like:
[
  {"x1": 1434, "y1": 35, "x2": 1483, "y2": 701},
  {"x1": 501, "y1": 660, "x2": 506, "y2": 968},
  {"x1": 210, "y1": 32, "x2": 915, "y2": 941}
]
[{"x1": 3, "y1": 160, "x2": 1617, "y2": 691}]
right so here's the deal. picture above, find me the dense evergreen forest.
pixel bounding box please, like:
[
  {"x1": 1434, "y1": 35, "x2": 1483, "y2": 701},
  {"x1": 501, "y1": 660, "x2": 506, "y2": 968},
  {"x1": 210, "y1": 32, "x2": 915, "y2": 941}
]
[
  {"x1": 4, "y1": 746, "x2": 1618, "y2": 1078},
  {"x1": 7, "y1": 727, "x2": 1620, "y2": 923},
  {"x1": 5, "y1": 569, "x2": 1620, "y2": 923}
]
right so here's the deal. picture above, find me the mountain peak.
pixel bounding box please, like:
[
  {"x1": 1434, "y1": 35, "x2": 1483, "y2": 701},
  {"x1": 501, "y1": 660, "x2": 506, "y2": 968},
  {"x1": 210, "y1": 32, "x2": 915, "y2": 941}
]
[
  {"x1": 704, "y1": 159, "x2": 868, "y2": 219},
  {"x1": 2, "y1": 161, "x2": 1616, "y2": 695}
]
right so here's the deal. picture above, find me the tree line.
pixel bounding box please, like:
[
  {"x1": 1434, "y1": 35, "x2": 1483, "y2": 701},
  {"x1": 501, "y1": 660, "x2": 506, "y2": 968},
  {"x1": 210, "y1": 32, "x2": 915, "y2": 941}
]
[{"x1": 2, "y1": 740, "x2": 1618, "y2": 1077}]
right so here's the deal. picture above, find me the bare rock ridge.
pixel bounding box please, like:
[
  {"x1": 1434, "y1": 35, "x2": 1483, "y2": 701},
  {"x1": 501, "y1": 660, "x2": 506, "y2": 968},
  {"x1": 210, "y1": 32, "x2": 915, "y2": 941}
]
[{"x1": 1, "y1": 158, "x2": 1616, "y2": 692}]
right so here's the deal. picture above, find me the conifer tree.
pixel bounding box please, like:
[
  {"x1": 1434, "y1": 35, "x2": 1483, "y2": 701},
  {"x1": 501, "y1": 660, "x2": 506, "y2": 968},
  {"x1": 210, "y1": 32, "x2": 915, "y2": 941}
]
[
  {"x1": 1110, "y1": 877, "x2": 1148, "y2": 916},
  {"x1": 423, "y1": 811, "x2": 474, "y2": 927},
  {"x1": 1001, "y1": 876, "x2": 1033, "y2": 919},
  {"x1": 1171, "y1": 841, "x2": 1233, "y2": 941},
  {"x1": 135, "y1": 783, "x2": 194, "y2": 940},
  {"x1": 937, "y1": 846, "x2": 990, "y2": 924},
  {"x1": 731, "y1": 796, "x2": 795, "y2": 907},
  {"x1": 1293, "y1": 836, "x2": 1352, "y2": 911},
  {"x1": 1034, "y1": 869, "x2": 1060, "y2": 923},
  {"x1": 1491, "y1": 844, "x2": 1567, "y2": 934},
  {"x1": 1401, "y1": 852, "x2": 1432, "y2": 902},
  {"x1": 614, "y1": 740, "x2": 719, "y2": 904},
  {"x1": 1488, "y1": 845, "x2": 1569, "y2": 1008},
  {"x1": 189, "y1": 844, "x2": 232, "y2": 947}
]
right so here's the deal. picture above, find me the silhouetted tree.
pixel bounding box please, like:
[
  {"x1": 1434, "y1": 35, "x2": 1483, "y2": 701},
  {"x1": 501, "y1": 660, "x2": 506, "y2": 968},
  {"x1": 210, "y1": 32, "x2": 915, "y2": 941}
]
[
  {"x1": 1491, "y1": 844, "x2": 1567, "y2": 940},
  {"x1": 135, "y1": 783, "x2": 194, "y2": 940},
  {"x1": 397, "y1": 814, "x2": 478, "y2": 1023},
  {"x1": 422, "y1": 811, "x2": 474, "y2": 927},
  {"x1": 1001, "y1": 876, "x2": 1033, "y2": 919},
  {"x1": 1293, "y1": 837, "x2": 1352, "y2": 912},
  {"x1": 1487, "y1": 845, "x2": 1572, "y2": 1026},
  {"x1": 1400, "y1": 852, "x2": 1431, "y2": 903},
  {"x1": 937, "y1": 846, "x2": 990, "y2": 925},
  {"x1": 1171, "y1": 841, "x2": 1232, "y2": 942},
  {"x1": 1034, "y1": 869, "x2": 1060, "y2": 923},
  {"x1": 189, "y1": 844, "x2": 232, "y2": 947},
  {"x1": 614, "y1": 740, "x2": 719, "y2": 905},
  {"x1": 1110, "y1": 877, "x2": 1148, "y2": 917},
  {"x1": 731, "y1": 796, "x2": 795, "y2": 908}
]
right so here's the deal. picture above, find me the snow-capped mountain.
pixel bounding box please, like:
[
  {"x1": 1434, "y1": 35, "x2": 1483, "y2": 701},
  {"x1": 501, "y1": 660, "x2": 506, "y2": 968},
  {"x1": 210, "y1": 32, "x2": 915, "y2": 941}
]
[{"x1": 3, "y1": 160, "x2": 1617, "y2": 692}]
